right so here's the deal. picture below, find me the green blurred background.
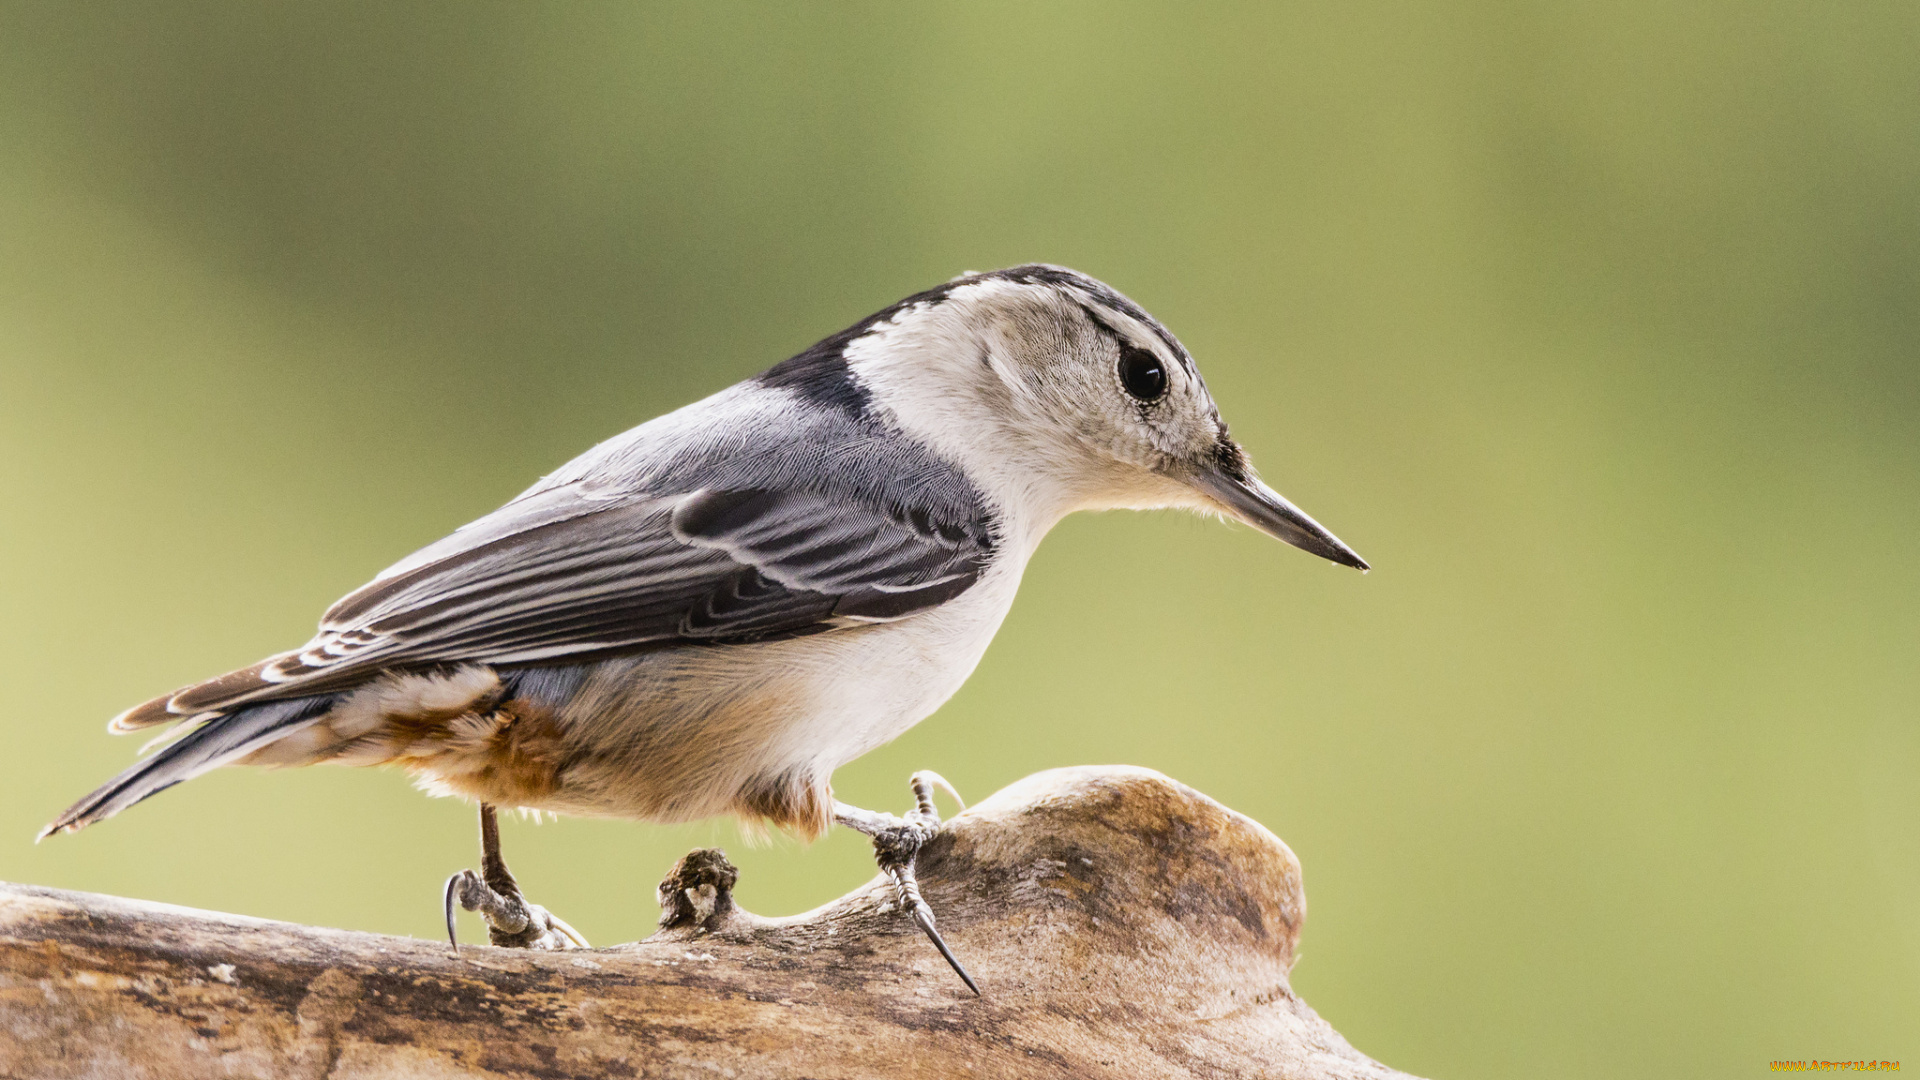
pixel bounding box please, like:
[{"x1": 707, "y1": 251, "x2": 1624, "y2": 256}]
[{"x1": 2, "y1": 3, "x2": 1914, "y2": 1075}]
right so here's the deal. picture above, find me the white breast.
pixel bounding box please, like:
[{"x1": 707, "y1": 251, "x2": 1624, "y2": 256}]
[
  {"x1": 779, "y1": 549, "x2": 1029, "y2": 768},
  {"x1": 533, "y1": 542, "x2": 1033, "y2": 825}
]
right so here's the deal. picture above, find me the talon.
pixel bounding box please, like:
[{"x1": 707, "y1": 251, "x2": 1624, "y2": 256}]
[
  {"x1": 444, "y1": 804, "x2": 587, "y2": 952},
  {"x1": 444, "y1": 869, "x2": 584, "y2": 950},
  {"x1": 545, "y1": 910, "x2": 591, "y2": 949},
  {"x1": 910, "y1": 770, "x2": 965, "y2": 815},
  {"x1": 833, "y1": 772, "x2": 980, "y2": 995},
  {"x1": 910, "y1": 899, "x2": 980, "y2": 995},
  {"x1": 443, "y1": 871, "x2": 464, "y2": 954},
  {"x1": 892, "y1": 864, "x2": 980, "y2": 995}
]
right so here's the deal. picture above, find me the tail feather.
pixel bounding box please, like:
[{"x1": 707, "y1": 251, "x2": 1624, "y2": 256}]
[{"x1": 42, "y1": 693, "x2": 336, "y2": 839}]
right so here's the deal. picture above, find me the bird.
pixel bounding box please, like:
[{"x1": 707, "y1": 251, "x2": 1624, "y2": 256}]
[{"x1": 43, "y1": 264, "x2": 1367, "y2": 991}]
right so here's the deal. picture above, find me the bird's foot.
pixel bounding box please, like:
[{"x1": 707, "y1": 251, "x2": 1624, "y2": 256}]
[
  {"x1": 834, "y1": 770, "x2": 979, "y2": 995},
  {"x1": 442, "y1": 869, "x2": 588, "y2": 951},
  {"x1": 442, "y1": 802, "x2": 588, "y2": 952}
]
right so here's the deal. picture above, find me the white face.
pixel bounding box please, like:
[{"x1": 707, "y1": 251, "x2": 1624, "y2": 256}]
[
  {"x1": 848, "y1": 267, "x2": 1367, "y2": 570},
  {"x1": 967, "y1": 278, "x2": 1230, "y2": 513}
]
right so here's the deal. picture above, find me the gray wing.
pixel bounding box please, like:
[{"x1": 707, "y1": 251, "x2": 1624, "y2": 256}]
[
  {"x1": 166, "y1": 482, "x2": 991, "y2": 709},
  {"x1": 124, "y1": 379, "x2": 999, "y2": 724}
]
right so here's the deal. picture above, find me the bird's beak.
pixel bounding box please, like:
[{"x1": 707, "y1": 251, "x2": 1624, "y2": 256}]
[{"x1": 1185, "y1": 453, "x2": 1370, "y2": 571}]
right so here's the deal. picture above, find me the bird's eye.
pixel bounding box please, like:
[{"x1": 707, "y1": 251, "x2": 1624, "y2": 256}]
[{"x1": 1117, "y1": 347, "x2": 1168, "y2": 403}]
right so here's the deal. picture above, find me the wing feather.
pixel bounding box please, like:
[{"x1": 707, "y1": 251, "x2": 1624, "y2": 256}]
[
  {"x1": 165, "y1": 481, "x2": 992, "y2": 714},
  {"x1": 145, "y1": 382, "x2": 1001, "y2": 721}
]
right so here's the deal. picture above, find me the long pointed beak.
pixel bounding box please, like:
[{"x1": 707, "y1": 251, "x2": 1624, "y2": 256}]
[{"x1": 1186, "y1": 456, "x2": 1370, "y2": 571}]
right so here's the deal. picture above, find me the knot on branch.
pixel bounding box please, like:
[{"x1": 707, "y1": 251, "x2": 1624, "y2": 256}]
[{"x1": 654, "y1": 847, "x2": 740, "y2": 933}]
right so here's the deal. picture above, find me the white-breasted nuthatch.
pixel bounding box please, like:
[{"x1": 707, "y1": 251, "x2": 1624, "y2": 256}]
[{"x1": 45, "y1": 265, "x2": 1367, "y2": 990}]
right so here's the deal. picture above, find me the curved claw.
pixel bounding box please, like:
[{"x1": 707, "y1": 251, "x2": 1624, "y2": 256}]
[
  {"x1": 910, "y1": 770, "x2": 966, "y2": 816},
  {"x1": 542, "y1": 909, "x2": 591, "y2": 950},
  {"x1": 835, "y1": 773, "x2": 981, "y2": 995},
  {"x1": 910, "y1": 904, "x2": 980, "y2": 996},
  {"x1": 886, "y1": 861, "x2": 980, "y2": 996},
  {"x1": 442, "y1": 872, "x2": 465, "y2": 955}
]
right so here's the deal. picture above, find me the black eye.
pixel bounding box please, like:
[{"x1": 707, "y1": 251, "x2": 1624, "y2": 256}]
[{"x1": 1117, "y1": 346, "x2": 1168, "y2": 403}]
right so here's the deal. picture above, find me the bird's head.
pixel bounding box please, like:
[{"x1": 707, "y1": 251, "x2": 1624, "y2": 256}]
[{"x1": 833, "y1": 264, "x2": 1367, "y2": 570}]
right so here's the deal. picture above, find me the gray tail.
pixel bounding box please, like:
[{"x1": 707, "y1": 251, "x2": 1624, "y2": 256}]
[{"x1": 40, "y1": 694, "x2": 336, "y2": 839}]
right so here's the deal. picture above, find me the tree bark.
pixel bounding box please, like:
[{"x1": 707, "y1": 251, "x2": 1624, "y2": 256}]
[{"x1": 0, "y1": 765, "x2": 1421, "y2": 1079}]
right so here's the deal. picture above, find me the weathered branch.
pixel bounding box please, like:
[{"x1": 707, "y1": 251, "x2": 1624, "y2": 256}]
[{"x1": 0, "y1": 766, "x2": 1420, "y2": 1079}]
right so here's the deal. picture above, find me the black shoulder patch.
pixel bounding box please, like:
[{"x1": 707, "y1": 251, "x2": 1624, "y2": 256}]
[
  {"x1": 754, "y1": 329, "x2": 873, "y2": 415},
  {"x1": 755, "y1": 281, "x2": 962, "y2": 416}
]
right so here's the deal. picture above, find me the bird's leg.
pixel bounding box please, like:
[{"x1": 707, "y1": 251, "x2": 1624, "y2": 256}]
[
  {"x1": 833, "y1": 770, "x2": 979, "y2": 995},
  {"x1": 442, "y1": 803, "x2": 588, "y2": 952}
]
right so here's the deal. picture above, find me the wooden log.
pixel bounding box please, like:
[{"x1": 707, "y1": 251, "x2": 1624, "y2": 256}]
[{"x1": 0, "y1": 765, "x2": 1420, "y2": 1079}]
